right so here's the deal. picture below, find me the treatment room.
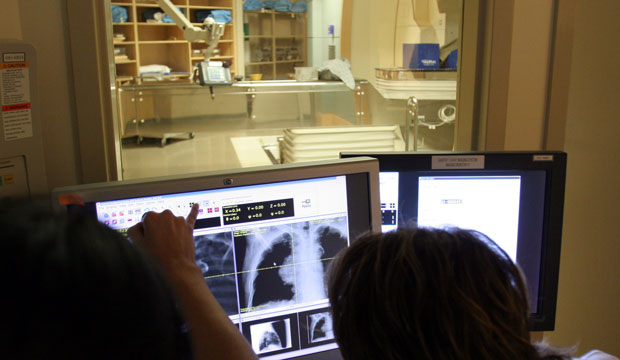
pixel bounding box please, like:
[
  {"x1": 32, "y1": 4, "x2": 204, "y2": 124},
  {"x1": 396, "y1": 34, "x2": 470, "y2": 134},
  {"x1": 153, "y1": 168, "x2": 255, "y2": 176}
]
[{"x1": 0, "y1": 0, "x2": 618, "y2": 359}]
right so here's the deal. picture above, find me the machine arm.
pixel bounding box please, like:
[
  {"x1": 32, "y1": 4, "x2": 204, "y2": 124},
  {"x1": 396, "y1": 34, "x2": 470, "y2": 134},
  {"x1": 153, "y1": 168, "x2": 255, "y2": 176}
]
[{"x1": 154, "y1": 0, "x2": 225, "y2": 58}]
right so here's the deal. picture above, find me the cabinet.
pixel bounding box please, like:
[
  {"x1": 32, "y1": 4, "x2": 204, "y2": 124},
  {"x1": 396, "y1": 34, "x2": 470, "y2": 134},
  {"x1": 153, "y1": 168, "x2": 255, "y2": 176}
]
[
  {"x1": 109, "y1": 0, "x2": 237, "y2": 84},
  {"x1": 243, "y1": 9, "x2": 306, "y2": 80}
]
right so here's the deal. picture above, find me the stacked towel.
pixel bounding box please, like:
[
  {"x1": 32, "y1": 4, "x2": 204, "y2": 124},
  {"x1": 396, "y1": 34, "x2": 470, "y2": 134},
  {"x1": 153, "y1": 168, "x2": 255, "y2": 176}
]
[
  {"x1": 274, "y1": 0, "x2": 290, "y2": 12},
  {"x1": 291, "y1": 0, "x2": 307, "y2": 13},
  {"x1": 139, "y1": 64, "x2": 171, "y2": 76},
  {"x1": 243, "y1": 0, "x2": 262, "y2": 11},
  {"x1": 111, "y1": 6, "x2": 128, "y2": 23},
  {"x1": 262, "y1": 1, "x2": 276, "y2": 9}
]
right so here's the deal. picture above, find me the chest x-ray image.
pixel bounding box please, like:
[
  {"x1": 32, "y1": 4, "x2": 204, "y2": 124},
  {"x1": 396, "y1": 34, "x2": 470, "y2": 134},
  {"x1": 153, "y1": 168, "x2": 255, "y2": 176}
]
[
  {"x1": 234, "y1": 217, "x2": 348, "y2": 313},
  {"x1": 307, "y1": 311, "x2": 335, "y2": 343},
  {"x1": 250, "y1": 319, "x2": 293, "y2": 354},
  {"x1": 194, "y1": 232, "x2": 238, "y2": 315}
]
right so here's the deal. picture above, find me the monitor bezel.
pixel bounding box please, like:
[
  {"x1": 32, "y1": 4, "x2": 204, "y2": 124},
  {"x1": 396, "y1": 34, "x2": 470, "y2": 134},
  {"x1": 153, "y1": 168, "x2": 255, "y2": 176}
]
[
  {"x1": 52, "y1": 157, "x2": 382, "y2": 360},
  {"x1": 340, "y1": 151, "x2": 566, "y2": 332},
  {"x1": 53, "y1": 157, "x2": 381, "y2": 233}
]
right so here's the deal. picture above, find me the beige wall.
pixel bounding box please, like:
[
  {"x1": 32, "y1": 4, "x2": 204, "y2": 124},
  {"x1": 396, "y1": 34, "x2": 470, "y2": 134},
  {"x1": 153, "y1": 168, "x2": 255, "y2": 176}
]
[
  {"x1": 0, "y1": 0, "x2": 22, "y2": 40},
  {"x1": 350, "y1": 0, "x2": 398, "y2": 87},
  {"x1": 1, "y1": 0, "x2": 80, "y2": 190},
  {"x1": 17, "y1": 0, "x2": 81, "y2": 190},
  {"x1": 543, "y1": 0, "x2": 620, "y2": 355},
  {"x1": 504, "y1": 0, "x2": 553, "y2": 150}
]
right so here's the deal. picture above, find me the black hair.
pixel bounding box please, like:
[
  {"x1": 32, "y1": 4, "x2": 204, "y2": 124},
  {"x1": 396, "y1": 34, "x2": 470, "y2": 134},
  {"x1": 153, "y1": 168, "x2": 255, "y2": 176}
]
[{"x1": 0, "y1": 200, "x2": 190, "y2": 360}]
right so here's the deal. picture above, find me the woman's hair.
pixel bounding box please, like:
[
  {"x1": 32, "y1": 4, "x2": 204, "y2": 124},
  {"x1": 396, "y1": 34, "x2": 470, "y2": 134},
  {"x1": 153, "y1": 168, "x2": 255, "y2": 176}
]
[
  {"x1": 0, "y1": 200, "x2": 190, "y2": 360},
  {"x1": 327, "y1": 227, "x2": 570, "y2": 360}
]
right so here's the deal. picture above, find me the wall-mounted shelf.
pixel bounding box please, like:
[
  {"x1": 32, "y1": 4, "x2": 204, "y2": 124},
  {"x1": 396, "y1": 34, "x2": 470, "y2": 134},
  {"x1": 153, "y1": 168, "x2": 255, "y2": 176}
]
[
  {"x1": 109, "y1": 0, "x2": 237, "y2": 84},
  {"x1": 243, "y1": 7, "x2": 306, "y2": 80}
]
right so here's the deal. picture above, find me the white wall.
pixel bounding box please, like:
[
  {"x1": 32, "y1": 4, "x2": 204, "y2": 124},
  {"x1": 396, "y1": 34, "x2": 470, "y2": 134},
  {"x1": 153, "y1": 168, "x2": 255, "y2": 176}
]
[
  {"x1": 307, "y1": 0, "x2": 343, "y2": 66},
  {"x1": 544, "y1": 0, "x2": 620, "y2": 355}
]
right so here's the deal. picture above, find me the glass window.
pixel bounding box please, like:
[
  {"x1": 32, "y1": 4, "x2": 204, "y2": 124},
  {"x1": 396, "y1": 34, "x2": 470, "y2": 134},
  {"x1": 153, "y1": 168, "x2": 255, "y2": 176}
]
[{"x1": 106, "y1": 0, "x2": 463, "y2": 180}]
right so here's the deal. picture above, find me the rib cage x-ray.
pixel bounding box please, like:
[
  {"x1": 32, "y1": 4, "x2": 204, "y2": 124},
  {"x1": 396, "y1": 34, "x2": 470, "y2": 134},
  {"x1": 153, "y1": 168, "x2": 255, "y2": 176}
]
[
  {"x1": 250, "y1": 319, "x2": 292, "y2": 354},
  {"x1": 235, "y1": 217, "x2": 348, "y2": 313},
  {"x1": 308, "y1": 312, "x2": 335, "y2": 343}
]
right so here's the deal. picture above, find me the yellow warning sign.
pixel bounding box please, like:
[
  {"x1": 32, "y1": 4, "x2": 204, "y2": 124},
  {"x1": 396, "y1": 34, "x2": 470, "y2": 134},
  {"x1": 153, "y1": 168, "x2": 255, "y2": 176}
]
[
  {"x1": 0, "y1": 62, "x2": 28, "y2": 69},
  {"x1": 3, "y1": 174, "x2": 15, "y2": 184}
]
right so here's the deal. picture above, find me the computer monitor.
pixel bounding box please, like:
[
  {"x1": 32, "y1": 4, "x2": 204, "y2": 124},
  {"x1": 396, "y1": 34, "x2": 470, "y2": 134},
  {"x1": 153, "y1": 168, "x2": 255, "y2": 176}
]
[
  {"x1": 340, "y1": 151, "x2": 566, "y2": 331},
  {"x1": 52, "y1": 158, "x2": 380, "y2": 360}
]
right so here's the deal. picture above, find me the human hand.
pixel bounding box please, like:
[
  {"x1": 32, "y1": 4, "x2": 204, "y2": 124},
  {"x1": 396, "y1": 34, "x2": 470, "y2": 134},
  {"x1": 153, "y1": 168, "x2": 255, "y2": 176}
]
[{"x1": 128, "y1": 203, "x2": 200, "y2": 276}]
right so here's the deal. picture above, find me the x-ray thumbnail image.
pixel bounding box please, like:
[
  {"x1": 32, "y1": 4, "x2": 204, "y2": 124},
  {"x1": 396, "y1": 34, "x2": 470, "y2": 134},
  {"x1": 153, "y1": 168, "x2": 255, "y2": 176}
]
[
  {"x1": 249, "y1": 319, "x2": 293, "y2": 354},
  {"x1": 194, "y1": 232, "x2": 239, "y2": 315},
  {"x1": 298, "y1": 308, "x2": 336, "y2": 349},
  {"x1": 307, "y1": 312, "x2": 334, "y2": 343}
]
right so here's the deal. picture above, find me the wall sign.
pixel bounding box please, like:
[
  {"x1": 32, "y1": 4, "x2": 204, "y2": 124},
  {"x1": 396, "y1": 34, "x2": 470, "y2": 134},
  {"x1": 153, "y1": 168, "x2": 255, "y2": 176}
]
[{"x1": 1, "y1": 53, "x2": 32, "y2": 141}]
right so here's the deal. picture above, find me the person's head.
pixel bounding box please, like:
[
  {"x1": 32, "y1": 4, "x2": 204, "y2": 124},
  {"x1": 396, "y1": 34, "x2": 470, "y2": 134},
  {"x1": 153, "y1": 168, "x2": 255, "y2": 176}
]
[
  {"x1": 327, "y1": 227, "x2": 539, "y2": 360},
  {"x1": 0, "y1": 200, "x2": 189, "y2": 360}
]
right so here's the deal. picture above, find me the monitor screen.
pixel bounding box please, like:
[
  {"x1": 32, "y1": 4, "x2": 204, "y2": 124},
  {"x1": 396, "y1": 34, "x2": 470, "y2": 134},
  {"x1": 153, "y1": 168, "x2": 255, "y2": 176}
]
[
  {"x1": 53, "y1": 158, "x2": 381, "y2": 359},
  {"x1": 340, "y1": 151, "x2": 566, "y2": 331}
]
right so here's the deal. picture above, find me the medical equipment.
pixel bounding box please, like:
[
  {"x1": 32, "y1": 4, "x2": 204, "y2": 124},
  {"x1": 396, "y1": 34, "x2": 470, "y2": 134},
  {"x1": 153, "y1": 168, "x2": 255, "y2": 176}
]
[{"x1": 155, "y1": 0, "x2": 231, "y2": 88}]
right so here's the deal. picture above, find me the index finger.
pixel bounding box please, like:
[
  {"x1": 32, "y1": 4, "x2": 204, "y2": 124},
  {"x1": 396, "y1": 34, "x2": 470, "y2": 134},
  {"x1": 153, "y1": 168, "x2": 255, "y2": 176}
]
[
  {"x1": 186, "y1": 203, "x2": 199, "y2": 227},
  {"x1": 127, "y1": 222, "x2": 144, "y2": 243}
]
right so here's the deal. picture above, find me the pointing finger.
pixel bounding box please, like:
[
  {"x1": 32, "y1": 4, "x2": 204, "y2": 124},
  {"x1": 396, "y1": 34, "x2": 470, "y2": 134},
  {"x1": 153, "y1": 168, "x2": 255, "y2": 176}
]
[{"x1": 186, "y1": 203, "x2": 199, "y2": 227}]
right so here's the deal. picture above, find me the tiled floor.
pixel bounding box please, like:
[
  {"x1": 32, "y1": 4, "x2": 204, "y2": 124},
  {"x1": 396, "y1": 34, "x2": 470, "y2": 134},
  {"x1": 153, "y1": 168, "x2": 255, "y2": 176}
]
[
  {"x1": 120, "y1": 117, "x2": 451, "y2": 181},
  {"x1": 121, "y1": 128, "x2": 283, "y2": 180}
]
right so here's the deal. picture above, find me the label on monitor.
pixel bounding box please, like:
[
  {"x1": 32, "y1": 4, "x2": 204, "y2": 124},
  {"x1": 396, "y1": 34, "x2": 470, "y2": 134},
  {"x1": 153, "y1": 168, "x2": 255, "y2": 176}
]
[{"x1": 432, "y1": 155, "x2": 485, "y2": 169}]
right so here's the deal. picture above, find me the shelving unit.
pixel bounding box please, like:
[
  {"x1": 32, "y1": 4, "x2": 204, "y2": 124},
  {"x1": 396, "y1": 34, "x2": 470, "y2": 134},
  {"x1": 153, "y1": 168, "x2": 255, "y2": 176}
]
[
  {"x1": 109, "y1": 0, "x2": 237, "y2": 84},
  {"x1": 243, "y1": 9, "x2": 306, "y2": 80}
]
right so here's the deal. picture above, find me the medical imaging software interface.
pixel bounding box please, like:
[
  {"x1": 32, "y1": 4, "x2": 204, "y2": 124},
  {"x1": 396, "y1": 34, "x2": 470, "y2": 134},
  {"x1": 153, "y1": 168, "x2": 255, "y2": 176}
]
[
  {"x1": 379, "y1": 170, "x2": 547, "y2": 312},
  {"x1": 94, "y1": 176, "x2": 350, "y2": 359}
]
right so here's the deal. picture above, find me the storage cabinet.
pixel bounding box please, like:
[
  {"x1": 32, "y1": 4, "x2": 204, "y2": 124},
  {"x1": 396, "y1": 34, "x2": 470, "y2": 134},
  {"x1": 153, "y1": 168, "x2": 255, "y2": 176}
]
[
  {"x1": 109, "y1": 0, "x2": 237, "y2": 84},
  {"x1": 243, "y1": 9, "x2": 306, "y2": 80}
]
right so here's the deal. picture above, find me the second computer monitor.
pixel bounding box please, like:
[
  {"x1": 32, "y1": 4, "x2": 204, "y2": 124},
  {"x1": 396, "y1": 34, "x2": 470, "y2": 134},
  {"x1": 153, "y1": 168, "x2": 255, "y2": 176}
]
[{"x1": 341, "y1": 151, "x2": 567, "y2": 331}]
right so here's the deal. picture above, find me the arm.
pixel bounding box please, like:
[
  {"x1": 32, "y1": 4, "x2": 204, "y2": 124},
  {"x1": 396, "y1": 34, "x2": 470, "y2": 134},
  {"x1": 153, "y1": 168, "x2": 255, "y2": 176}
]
[{"x1": 129, "y1": 204, "x2": 257, "y2": 360}]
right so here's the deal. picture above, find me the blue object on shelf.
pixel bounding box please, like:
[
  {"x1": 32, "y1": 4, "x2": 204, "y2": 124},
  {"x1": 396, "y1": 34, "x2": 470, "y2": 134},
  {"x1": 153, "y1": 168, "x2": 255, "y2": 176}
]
[
  {"x1": 444, "y1": 49, "x2": 458, "y2": 69},
  {"x1": 291, "y1": 0, "x2": 307, "y2": 13},
  {"x1": 111, "y1": 5, "x2": 128, "y2": 23},
  {"x1": 274, "y1": 0, "x2": 291, "y2": 12},
  {"x1": 243, "y1": 0, "x2": 262, "y2": 11},
  {"x1": 403, "y1": 43, "x2": 440, "y2": 69},
  {"x1": 196, "y1": 9, "x2": 232, "y2": 24},
  {"x1": 143, "y1": 8, "x2": 175, "y2": 23},
  {"x1": 209, "y1": 10, "x2": 233, "y2": 23},
  {"x1": 263, "y1": 1, "x2": 276, "y2": 9}
]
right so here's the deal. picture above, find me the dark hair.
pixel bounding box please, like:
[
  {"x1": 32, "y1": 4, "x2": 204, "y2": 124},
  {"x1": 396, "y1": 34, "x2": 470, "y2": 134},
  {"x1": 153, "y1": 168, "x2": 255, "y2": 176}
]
[
  {"x1": 328, "y1": 228, "x2": 570, "y2": 360},
  {"x1": 0, "y1": 200, "x2": 189, "y2": 360}
]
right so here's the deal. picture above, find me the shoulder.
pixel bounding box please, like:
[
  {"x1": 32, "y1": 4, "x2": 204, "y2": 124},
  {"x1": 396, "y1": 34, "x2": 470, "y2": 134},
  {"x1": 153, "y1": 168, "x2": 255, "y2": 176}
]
[{"x1": 575, "y1": 350, "x2": 619, "y2": 360}]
